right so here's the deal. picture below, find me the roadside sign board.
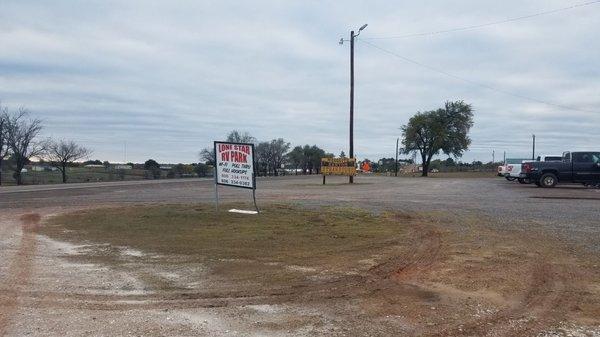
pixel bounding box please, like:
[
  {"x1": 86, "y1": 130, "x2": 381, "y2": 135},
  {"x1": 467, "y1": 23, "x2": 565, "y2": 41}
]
[
  {"x1": 214, "y1": 141, "x2": 255, "y2": 189},
  {"x1": 321, "y1": 157, "x2": 356, "y2": 176}
]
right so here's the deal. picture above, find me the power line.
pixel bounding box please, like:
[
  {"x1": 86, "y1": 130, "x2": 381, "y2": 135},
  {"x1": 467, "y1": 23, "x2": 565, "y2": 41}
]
[
  {"x1": 363, "y1": 0, "x2": 600, "y2": 40},
  {"x1": 359, "y1": 39, "x2": 600, "y2": 114}
]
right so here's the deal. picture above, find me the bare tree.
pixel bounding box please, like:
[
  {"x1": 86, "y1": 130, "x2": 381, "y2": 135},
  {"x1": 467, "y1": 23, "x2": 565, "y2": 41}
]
[
  {"x1": 46, "y1": 139, "x2": 92, "y2": 183},
  {"x1": 199, "y1": 147, "x2": 215, "y2": 165},
  {"x1": 268, "y1": 138, "x2": 290, "y2": 176},
  {"x1": 255, "y1": 139, "x2": 290, "y2": 176},
  {"x1": 0, "y1": 104, "x2": 10, "y2": 185},
  {"x1": 5, "y1": 108, "x2": 44, "y2": 185},
  {"x1": 226, "y1": 130, "x2": 256, "y2": 144}
]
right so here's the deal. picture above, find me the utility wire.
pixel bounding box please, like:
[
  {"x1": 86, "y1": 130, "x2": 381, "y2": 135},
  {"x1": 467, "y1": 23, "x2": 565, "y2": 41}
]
[
  {"x1": 363, "y1": 0, "x2": 600, "y2": 40},
  {"x1": 360, "y1": 39, "x2": 599, "y2": 114}
]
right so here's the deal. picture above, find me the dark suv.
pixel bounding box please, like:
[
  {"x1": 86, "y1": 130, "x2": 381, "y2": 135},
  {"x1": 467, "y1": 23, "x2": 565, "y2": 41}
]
[{"x1": 522, "y1": 151, "x2": 600, "y2": 188}]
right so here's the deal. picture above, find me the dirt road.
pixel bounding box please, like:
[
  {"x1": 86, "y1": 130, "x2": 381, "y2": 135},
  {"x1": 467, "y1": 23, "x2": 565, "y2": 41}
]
[{"x1": 1, "y1": 175, "x2": 599, "y2": 336}]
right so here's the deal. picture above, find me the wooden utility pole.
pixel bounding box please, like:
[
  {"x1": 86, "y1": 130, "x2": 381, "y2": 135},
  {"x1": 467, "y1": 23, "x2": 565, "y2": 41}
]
[
  {"x1": 349, "y1": 30, "x2": 355, "y2": 184},
  {"x1": 532, "y1": 134, "x2": 536, "y2": 160},
  {"x1": 395, "y1": 137, "x2": 399, "y2": 177},
  {"x1": 341, "y1": 24, "x2": 367, "y2": 184}
]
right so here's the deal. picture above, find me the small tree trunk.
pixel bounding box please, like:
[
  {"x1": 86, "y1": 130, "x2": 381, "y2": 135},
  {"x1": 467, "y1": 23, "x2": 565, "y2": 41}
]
[
  {"x1": 62, "y1": 163, "x2": 67, "y2": 183},
  {"x1": 421, "y1": 163, "x2": 429, "y2": 177},
  {"x1": 421, "y1": 152, "x2": 429, "y2": 177}
]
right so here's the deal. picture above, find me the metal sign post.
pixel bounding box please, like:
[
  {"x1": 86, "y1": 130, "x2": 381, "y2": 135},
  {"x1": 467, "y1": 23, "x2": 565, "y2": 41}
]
[{"x1": 213, "y1": 141, "x2": 259, "y2": 213}]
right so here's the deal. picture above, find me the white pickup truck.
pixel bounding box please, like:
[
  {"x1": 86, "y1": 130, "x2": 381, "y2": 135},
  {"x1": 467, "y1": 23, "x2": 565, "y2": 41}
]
[
  {"x1": 506, "y1": 156, "x2": 562, "y2": 183},
  {"x1": 504, "y1": 158, "x2": 530, "y2": 182}
]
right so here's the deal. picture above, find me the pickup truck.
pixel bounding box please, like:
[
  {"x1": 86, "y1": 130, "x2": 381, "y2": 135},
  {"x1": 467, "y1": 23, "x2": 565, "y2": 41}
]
[
  {"x1": 522, "y1": 151, "x2": 600, "y2": 187},
  {"x1": 504, "y1": 158, "x2": 531, "y2": 182},
  {"x1": 497, "y1": 164, "x2": 508, "y2": 177},
  {"x1": 505, "y1": 156, "x2": 562, "y2": 184}
]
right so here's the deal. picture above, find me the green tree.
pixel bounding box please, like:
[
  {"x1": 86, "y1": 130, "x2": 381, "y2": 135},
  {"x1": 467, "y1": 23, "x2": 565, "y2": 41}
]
[
  {"x1": 144, "y1": 159, "x2": 161, "y2": 179},
  {"x1": 194, "y1": 163, "x2": 210, "y2": 177},
  {"x1": 286, "y1": 146, "x2": 304, "y2": 175},
  {"x1": 401, "y1": 101, "x2": 473, "y2": 177},
  {"x1": 255, "y1": 142, "x2": 270, "y2": 176},
  {"x1": 305, "y1": 145, "x2": 326, "y2": 174}
]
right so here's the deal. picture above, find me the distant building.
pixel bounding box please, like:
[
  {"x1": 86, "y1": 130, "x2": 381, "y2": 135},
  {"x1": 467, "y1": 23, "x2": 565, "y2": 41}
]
[
  {"x1": 29, "y1": 164, "x2": 57, "y2": 172},
  {"x1": 84, "y1": 164, "x2": 104, "y2": 168},
  {"x1": 113, "y1": 164, "x2": 132, "y2": 170}
]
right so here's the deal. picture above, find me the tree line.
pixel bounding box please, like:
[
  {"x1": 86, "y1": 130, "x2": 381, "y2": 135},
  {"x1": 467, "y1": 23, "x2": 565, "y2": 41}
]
[
  {"x1": 1, "y1": 99, "x2": 476, "y2": 185},
  {"x1": 0, "y1": 105, "x2": 91, "y2": 185},
  {"x1": 203, "y1": 100, "x2": 475, "y2": 178},
  {"x1": 200, "y1": 130, "x2": 333, "y2": 176}
]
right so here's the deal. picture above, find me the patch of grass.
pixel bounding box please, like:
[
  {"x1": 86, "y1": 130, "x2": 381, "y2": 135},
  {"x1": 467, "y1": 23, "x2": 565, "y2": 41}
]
[{"x1": 40, "y1": 204, "x2": 413, "y2": 290}]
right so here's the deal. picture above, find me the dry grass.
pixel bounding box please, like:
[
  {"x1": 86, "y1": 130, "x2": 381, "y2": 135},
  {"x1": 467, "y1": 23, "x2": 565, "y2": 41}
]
[{"x1": 40, "y1": 204, "x2": 413, "y2": 291}]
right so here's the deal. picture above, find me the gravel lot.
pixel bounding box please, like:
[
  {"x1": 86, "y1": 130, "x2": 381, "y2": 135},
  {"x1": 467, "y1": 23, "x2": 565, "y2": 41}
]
[
  {"x1": 1, "y1": 175, "x2": 599, "y2": 336},
  {"x1": 2, "y1": 174, "x2": 599, "y2": 247}
]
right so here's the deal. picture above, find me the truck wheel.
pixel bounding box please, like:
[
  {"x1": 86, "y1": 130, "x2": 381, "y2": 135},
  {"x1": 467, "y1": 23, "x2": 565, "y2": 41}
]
[
  {"x1": 505, "y1": 177, "x2": 516, "y2": 181},
  {"x1": 540, "y1": 173, "x2": 558, "y2": 188},
  {"x1": 517, "y1": 178, "x2": 530, "y2": 184}
]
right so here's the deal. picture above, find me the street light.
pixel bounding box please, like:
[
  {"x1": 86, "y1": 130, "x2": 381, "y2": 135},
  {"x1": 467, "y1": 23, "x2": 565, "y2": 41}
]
[{"x1": 340, "y1": 24, "x2": 368, "y2": 183}]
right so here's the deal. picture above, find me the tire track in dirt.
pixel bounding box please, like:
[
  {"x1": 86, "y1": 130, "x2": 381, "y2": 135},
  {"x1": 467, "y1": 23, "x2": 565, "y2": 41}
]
[
  {"x1": 0, "y1": 213, "x2": 40, "y2": 337},
  {"x1": 358, "y1": 213, "x2": 574, "y2": 337},
  {"x1": 367, "y1": 214, "x2": 442, "y2": 282},
  {"x1": 427, "y1": 261, "x2": 569, "y2": 337}
]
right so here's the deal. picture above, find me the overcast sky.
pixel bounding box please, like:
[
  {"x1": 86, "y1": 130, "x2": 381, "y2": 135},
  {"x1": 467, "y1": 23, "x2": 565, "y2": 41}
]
[{"x1": 1, "y1": 1, "x2": 599, "y2": 163}]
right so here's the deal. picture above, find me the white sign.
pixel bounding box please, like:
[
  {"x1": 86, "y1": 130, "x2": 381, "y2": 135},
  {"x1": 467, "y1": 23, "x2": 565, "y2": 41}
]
[{"x1": 214, "y1": 141, "x2": 255, "y2": 189}]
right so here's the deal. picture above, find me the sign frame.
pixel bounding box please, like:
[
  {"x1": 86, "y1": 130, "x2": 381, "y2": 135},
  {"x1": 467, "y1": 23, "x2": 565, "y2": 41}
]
[
  {"x1": 213, "y1": 141, "x2": 259, "y2": 213},
  {"x1": 214, "y1": 141, "x2": 256, "y2": 190}
]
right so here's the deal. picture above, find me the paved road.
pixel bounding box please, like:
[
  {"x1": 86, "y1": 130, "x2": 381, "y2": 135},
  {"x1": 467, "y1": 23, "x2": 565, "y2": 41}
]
[{"x1": 1, "y1": 175, "x2": 599, "y2": 249}]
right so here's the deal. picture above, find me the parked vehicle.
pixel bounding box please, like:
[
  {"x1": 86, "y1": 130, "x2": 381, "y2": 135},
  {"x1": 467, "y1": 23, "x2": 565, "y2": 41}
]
[
  {"x1": 497, "y1": 164, "x2": 508, "y2": 177},
  {"x1": 540, "y1": 155, "x2": 562, "y2": 162},
  {"x1": 522, "y1": 151, "x2": 600, "y2": 188},
  {"x1": 505, "y1": 156, "x2": 563, "y2": 184},
  {"x1": 504, "y1": 158, "x2": 530, "y2": 182}
]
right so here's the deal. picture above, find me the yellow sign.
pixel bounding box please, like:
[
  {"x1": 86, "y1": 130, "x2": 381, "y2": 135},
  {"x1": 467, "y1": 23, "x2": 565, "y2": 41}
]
[{"x1": 321, "y1": 157, "x2": 356, "y2": 176}]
